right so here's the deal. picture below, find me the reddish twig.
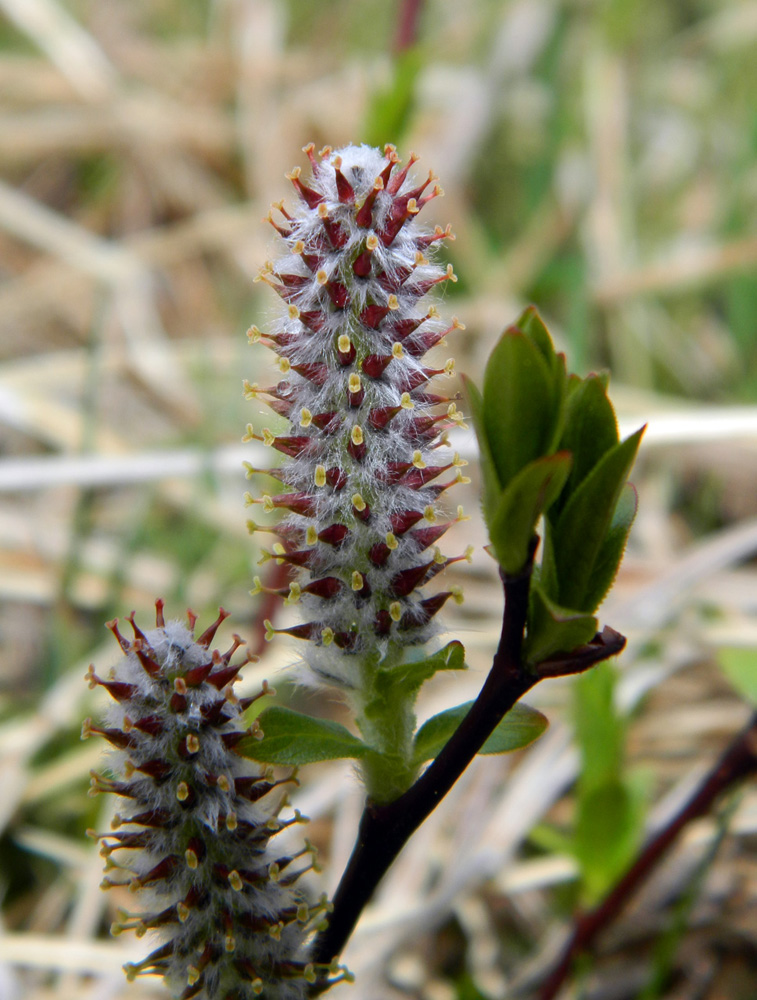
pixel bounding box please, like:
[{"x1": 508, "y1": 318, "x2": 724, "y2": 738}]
[
  {"x1": 394, "y1": 0, "x2": 425, "y2": 52},
  {"x1": 538, "y1": 710, "x2": 757, "y2": 1000}
]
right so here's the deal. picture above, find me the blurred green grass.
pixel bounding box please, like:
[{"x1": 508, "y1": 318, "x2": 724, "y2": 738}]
[{"x1": 1, "y1": 2, "x2": 756, "y2": 997}]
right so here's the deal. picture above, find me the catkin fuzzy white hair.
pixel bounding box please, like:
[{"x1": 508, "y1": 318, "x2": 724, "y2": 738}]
[
  {"x1": 245, "y1": 143, "x2": 470, "y2": 688},
  {"x1": 85, "y1": 602, "x2": 341, "y2": 1000}
]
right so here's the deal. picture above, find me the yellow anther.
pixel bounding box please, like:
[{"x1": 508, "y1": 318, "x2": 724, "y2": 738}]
[
  {"x1": 177, "y1": 902, "x2": 190, "y2": 923},
  {"x1": 400, "y1": 392, "x2": 414, "y2": 409},
  {"x1": 252, "y1": 979, "x2": 264, "y2": 996},
  {"x1": 187, "y1": 966, "x2": 201, "y2": 987},
  {"x1": 350, "y1": 425, "x2": 364, "y2": 446},
  {"x1": 305, "y1": 965, "x2": 317, "y2": 985},
  {"x1": 314, "y1": 465, "x2": 327, "y2": 487},
  {"x1": 174, "y1": 677, "x2": 188, "y2": 695},
  {"x1": 292, "y1": 240, "x2": 305, "y2": 255},
  {"x1": 262, "y1": 428, "x2": 276, "y2": 447},
  {"x1": 299, "y1": 407, "x2": 312, "y2": 427},
  {"x1": 122, "y1": 715, "x2": 134, "y2": 732},
  {"x1": 278, "y1": 357, "x2": 291, "y2": 374},
  {"x1": 297, "y1": 903, "x2": 310, "y2": 923},
  {"x1": 321, "y1": 628, "x2": 335, "y2": 646},
  {"x1": 226, "y1": 812, "x2": 238, "y2": 831},
  {"x1": 306, "y1": 526, "x2": 318, "y2": 545},
  {"x1": 228, "y1": 870, "x2": 244, "y2": 892},
  {"x1": 288, "y1": 303, "x2": 300, "y2": 319},
  {"x1": 316, "y1": 269, "x2": 328, "y2": 285},
  {"x1": 414, "y1": 250, "x2": 429, "y2": 266},
  {"x1": 186, "y1": 734, "x2": 200, "y2": 754},
  {"x1": 352, "y1": 493, "x2": 366, "y2": 512},
  {"x1": 264, "y1": 620, "x2": 275, "y2": 641},
  {"x1": 386, "y1": 532, "x2": 398, "y2": 550},
  {"x1": 366, "y1": 234, "x2": 379, "y2": 251},
  {"x1": 273, "y1": 542, "x2": 286, "y2": 555},
  {"x1": 217, "y1": 774, "x2": 231, "y2": 792},
  {"x1": 338, "y1": 334, "x2": 351, "y2": 353},
  {"x1": 373, "y1": 176, "x2": 385, "y2": 191},
  {"x1": 392, "y1": 342, "x2": 404, "y2": 359},
  {"x1": 348, "y1": 373, "x2": 361, "y2": 393},
  {"x1": 317, "y1": 202, "x2": 329, "y2": 218},
  {"x1": 389, "y1": 602, "x2": 402, "y2": 622},
  {"x1": 387, "y1": 294, "x2": 399, "y2": 311},
  {"x1": 351, "y1": 571, "x2": 364, "y2": 591},
  {"x1": 225, "y1": 935, "x2": 236, "y2": 953},
  {"x1": 185, "y1": 848, "x2": 199, "y2": 870},
  {"x1": 424, "y1": 505, "x2": 437, "y2": 522},
  {"x1": 451, "y1": 586, "x2": 464, "y2": 605},
  {"x1": 444, "y1": 358, "x2": 456, "y2": 377},
  {"x1": 176, "y1": 782, "x2": 189, "y2": 802},
  {"x1": 412, "y1": 450, "x2": 426, "y2": 469},
  {"x1": 247, "y1": 325, "x2": 262, "y2": 343}
]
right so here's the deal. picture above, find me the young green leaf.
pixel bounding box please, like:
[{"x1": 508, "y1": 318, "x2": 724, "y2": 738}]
[
  {"x1": 581, "y1": 482, "x2": 638, "y2": 613},
  {"x1": 483, "y1": 328, "x2": 560, "y2": 489},
  {"x1": 516, "y1": 306, "x2": 568, "y2": 420},
  {"x1": 524, "y1": 583, "x2": 598, "y2": 666},
  {"x1": 371, "y1": 641, "x2": 466, "y2": 703},
  {"x1": 239, "y1": 706, "x2": 375, "y2": 765},
  {"x1": 515, "y1": 305, "x2": 556, "y2": 364},
  {"x1": 463, "y1": 375, "x2": 503, "y2": 512},
  {"x1": 488, "y1": 451, "x2": 573, "y2": 574},
  {"x1": 412, "y1": 701, "x2": 548, "y2": 766},
  {"x1": 551, "y1": 374, "x2": 619, "y2": 519},
  {"x1": 550, "y1": 425, "x2": 645, "y2": 612}
]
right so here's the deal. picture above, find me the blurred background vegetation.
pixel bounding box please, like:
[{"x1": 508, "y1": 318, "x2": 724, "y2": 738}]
[{"x1": 0, "y1": 1, "x2": 755, "y2": 999}]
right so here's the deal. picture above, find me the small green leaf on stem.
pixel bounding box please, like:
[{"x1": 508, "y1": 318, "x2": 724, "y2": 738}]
[
  {"x1": 239, "y1": 706, "x2": 375, "y2": 765},
  {"x1": 551, "y1": 374, "x2": 619, "y2": 520},
  {"x1": 547, "y1": 426, "x2": 645, "y2": 612},
  {"x1": 483, "y1": 327, "x2": 562, "y2": 489},
  {"x1": 524, "y1": 584, "x2": 598, "y2": 666},
  {"x1": 371, "y1": 641, "x2": 466, "y2": 704},
  {"x1": 412, "y1": 701, "x2": 548, "y2": 766}
]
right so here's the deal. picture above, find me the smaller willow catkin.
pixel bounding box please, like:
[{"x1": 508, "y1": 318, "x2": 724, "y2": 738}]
[
  {"x1": 245, "y1": 143, "x2": 470, "y2": 691},
  {"x1": 85, "y1": 602, "x2": 342, "y2": 999}
]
